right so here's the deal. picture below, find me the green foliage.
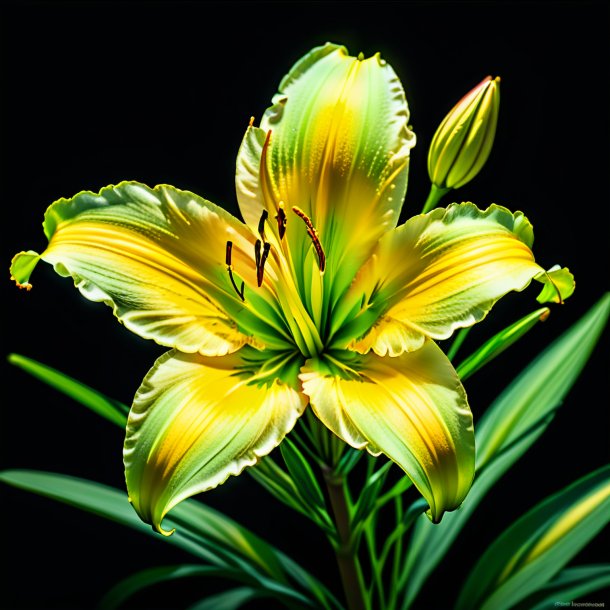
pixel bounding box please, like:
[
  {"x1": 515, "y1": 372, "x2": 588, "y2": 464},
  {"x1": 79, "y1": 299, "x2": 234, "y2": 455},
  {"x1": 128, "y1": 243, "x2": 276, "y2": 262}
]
[
  {"x1": 99, "y1": 565, "x2": 231, "y2": 610},
  {"x1": 455, "y1": 306, "x2": 550, "y2": 381},
  {"x1": 401, "y1": 293, "x2": 610, "y2": 608},
  {"x1": 8, "y1": 353, "x2": 129, "y2": 427},
  {"x1": 512, "y1": 565, "x2": 610, "y2": 610},
  {"x1": 456, "y1": 467, "x2": 610, "y2": 610},
  {"x1": 279, "y1": 438, "x2": 329, "y2": 519},
  {"x1": 0, "y1": 470, "x2": 340, "y2": 610},
  {"x1": 186, "y1": 587, "x2": 261, "y2": 610}
]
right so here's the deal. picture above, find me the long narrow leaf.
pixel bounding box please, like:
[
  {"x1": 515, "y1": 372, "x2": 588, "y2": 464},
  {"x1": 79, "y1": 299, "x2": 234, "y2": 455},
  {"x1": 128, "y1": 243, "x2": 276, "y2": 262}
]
[
  {"x1": 512, "y1": 564, "x2": 610, "y2": 610},
  {"x1": 8, "y1": 353, "x2": 129, "y2": 427},
  {"x1": 401, "y1": 293, "x2": 610, "y2": 609},
  {"x1": 351, "y1": 461, "x2": 393, "y2": 531},
  {"x1": 186, "y1": 587, "x2": 261, "y2": 610},
  {"x1": 0, "y1": 470, "x2": 338, "y2": 609},
  {"x1": 456, "y1": 306, "x2": 550, "y2": 381},
  {"x1": 476, "y1": 293, "x2": 610, "y2": 469},
  {"x1": 99, "y1": 565, "x2": 232, "y2": 610},
  {"x1": 455, "y1": 467, "x2": 610, "y2": 610},
  {"x1": 280, "y1": 438, "x2": 328, "y2": 516}
]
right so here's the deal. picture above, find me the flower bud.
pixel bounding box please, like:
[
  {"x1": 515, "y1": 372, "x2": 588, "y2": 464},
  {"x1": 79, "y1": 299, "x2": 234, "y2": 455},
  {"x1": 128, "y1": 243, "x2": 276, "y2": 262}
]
[{"x1": 428, "y1": 76, "x2": 500, "y2": 190}]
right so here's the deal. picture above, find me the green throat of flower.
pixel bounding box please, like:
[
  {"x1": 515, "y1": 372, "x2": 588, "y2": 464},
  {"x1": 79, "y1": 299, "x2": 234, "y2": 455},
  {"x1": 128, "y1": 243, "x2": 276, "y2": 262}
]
[{"x1": 226, "y1": 202, "x2": 331, "y2": 359}]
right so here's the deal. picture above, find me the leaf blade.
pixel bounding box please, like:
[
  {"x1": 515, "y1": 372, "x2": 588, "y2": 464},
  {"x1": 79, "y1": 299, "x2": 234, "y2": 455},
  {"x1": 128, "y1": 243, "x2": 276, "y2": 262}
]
[
  {"x1": 8, "y1": 353, "x2": 129, "y2": 427},
  {"x1": 0, "y1": 469, "x2": 335, "y2": 609},
  {"x1": 456, "y1": 306, "x2": 550, "y2": 381},
  {"x1": 455, "y1": 467, "x2": 610, "y2": 610},
  {"x1": 99, "y1": 565, "x2": 233, "y2": 610},
  {"x1": 401, "y1": 293, "x2": 610, "y2": 608},
  {"x1": 512, "y1": 564, "x2": 610, "y2": 610}
]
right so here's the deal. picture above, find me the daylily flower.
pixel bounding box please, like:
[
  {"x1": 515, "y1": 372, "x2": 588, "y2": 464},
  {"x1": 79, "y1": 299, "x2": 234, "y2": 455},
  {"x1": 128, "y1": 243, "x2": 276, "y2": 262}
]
[{"x1": 11, "y1": 43, "x2": 572, "y2": 534}]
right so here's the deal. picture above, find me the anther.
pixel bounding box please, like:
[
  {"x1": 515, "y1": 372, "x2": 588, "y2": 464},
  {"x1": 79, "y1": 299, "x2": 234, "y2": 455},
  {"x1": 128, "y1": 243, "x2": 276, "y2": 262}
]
[
  {"x1": 258, "y1": 210, "x2": 268, "y2": 242},
  {"x1": 257, "y1": 242, "x2": 271, "y2": 287},
  {"x1": 225, "y1": 241, "x2": 245, "y2": 301},
  {"x1": 292, "y1": 206, "x2": 326, "y2": 272},
  {"x1": 275, "y1": 202, "x2": 287, "y2": 240},
  {"x1": 254, "y1": 239, "x2": 262, "y2": 271}
]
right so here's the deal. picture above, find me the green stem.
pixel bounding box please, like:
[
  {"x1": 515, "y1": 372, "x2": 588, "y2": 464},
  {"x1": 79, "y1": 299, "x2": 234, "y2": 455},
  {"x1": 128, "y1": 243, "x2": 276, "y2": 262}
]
[
  {"x1": 364, "y1": 516, "x2": 385, "y2": 609},
  {"x1": 390, "y1": 495, "x2": 403, "y2": 609},
  {"x1": 421, "y1": 184, "x2": 451, "y2": 214},
  {"x1": 446, "y1": 327, "x2": 472, "y2": 361},
  {"x1": 323, "y1": 470, "x2": 367, "y2": 610}
]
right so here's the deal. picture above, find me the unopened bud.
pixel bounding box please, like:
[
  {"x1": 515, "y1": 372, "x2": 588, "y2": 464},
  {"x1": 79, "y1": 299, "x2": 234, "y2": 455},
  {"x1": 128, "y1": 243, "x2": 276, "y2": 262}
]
[{"x1": 428, "y1": 76, "x2": 500, "y2": 190}]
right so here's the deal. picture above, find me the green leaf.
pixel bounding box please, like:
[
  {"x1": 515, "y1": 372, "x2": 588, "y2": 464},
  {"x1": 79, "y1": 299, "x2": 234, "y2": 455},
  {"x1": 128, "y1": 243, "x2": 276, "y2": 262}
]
[
  {"x1": 376, "y1": 476, "x2": 413, "y2": 510},
  {"x1": 456, "y1": 306, "x2": 550, "y2": 381},
  {"x1": 280, "y1": 438, "x2": 327, "y2": 514},
  {"x1": 8, "y1": 353, "x2": 129, "y2": 428},
  {"x1": 351, "y1": 461, "x2": 393, "y2": 529},
  {"x1": 476, "y1": 294, "x2": 609, "y2": 468},
  {"x1": 99, "y1": 565, "x2": 231, "y2": 610},
  {"x1": 249, "y1": 458, "x2": 310, "y2": 515},
  {"x1": 455, "y1": 467, "x2": 610, "y2": 610},
  {"x1": 511, "y1": 564, "x2": 610, "y2": 610},
  {"x1": 249, "y1": 458, "x2": 337, "y2": 539},
  {"x1": 186, "y1": 587, "x2": 260, "y2": 610},
  {"x1": 334, "y1": 446, "x2": 364, "y2": 477},
  {"x1": 445, "y1": 326, "x2": 471, "y2": 361},
  {"x1": 0, "y1": 470, "x2": 338, "y2": 609},
  {"x1": 401, "y1": 293, "x2": 610, "y2": 609}
]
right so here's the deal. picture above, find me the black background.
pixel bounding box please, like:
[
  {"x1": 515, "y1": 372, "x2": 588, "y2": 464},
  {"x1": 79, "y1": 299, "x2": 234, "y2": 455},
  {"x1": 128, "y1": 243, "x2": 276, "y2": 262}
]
[{"x1": 1, "y1": 1, "x2": 608, "y2": 609}]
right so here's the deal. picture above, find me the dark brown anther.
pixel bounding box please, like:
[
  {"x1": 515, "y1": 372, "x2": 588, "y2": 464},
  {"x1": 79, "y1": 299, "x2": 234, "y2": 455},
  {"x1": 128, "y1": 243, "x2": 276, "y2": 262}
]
[
  {"x1": 254, "y1": 239, "x2": 262, "y2": 271},
  {"x1": 257, "y1": 242, "x2": 271, "y2": 286},
  {"x1": 258, "y1": 210, "x2": 268, "y2": 242},
  {"x1": 292, "y1": 206, "x2": 326, "y2": 272},
  {"x1": 225, "y1": 241, "x2": 233, "y2": 266},
  {"x1": 225, "y1": 240, "x2": 245, "y2": 301},
  {"x1": 276, "y1": 203, "x2": 287, "y2": 240}
]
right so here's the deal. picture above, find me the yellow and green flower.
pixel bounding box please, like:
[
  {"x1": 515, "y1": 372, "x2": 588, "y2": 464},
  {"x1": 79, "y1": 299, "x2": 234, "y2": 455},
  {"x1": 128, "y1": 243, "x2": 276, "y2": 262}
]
[{"x1": 10, "y1": 43, "x2": 572, "y2": 535}]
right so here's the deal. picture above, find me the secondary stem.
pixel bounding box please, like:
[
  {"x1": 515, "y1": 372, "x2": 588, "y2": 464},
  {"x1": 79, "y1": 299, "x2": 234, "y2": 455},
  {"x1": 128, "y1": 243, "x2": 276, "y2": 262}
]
[
  {"x1": 323, "y1": 469, "x2": 366, "y2": 610},
  {"x1": 421, "y1": 183, "x2": 451, "y2": 214}
]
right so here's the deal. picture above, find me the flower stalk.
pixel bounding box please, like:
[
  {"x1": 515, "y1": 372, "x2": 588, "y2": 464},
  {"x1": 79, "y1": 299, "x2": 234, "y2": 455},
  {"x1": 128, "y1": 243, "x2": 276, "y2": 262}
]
[
  {"x1": 323, "y1": 468, "x2": 367, "y2": 610},
  {"x1": 421, "y1": 183, "x2": 451, "y2": 214}
]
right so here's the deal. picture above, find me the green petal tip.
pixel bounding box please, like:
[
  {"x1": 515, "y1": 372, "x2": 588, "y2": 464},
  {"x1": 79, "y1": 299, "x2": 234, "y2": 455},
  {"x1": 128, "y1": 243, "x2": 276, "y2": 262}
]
[
  {"x1": 10, "y1": 251, "x2": 41, "y2": 290},
  {"x1": 536, "y1": 266, "x2": 575, "y2": 304}
]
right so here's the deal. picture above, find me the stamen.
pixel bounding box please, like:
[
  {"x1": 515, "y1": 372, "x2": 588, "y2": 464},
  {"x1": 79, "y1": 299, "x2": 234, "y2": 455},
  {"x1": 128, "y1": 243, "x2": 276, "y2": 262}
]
[
  {"x1": 254, "y1": 239, "x2": 261, "y2": 271},
  {"x1": 258, "y1": 209, "x2": 268, "y2": 242},
  {"x1": 225, "y1": 240, "x2": 233, "y2": 266},
  {"x1": 257, "y1": 242, "x2": 271, "y2": 287},
  {"x1": 292, "y1": 206, "x2": 326, "y2": 272},
  {"x1": 225, "y1": 241, "x2": 245, "y2": 301},
  {"x1": 276, "y1": 202, "x2": 287, "y2": 240}
]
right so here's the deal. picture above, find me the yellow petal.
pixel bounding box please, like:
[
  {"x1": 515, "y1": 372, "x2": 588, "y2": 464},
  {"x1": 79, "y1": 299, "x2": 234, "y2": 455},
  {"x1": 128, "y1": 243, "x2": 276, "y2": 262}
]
[
  {"x1": 124, "y1": 348, "x2": 307, "y2": 534},
  {"x1": 300, "y1": 343, "x2": 475, "y2": 522},
  {"x1": 20, "y1": 182, "x2": 292, "y2": 354},
  {"x1": 336, "y1": 203, "x2": 544, "y2": 355},
  {"x1": 237, "y1": 43, "x2": 415, "y2": 303}
]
